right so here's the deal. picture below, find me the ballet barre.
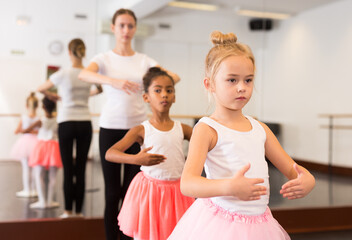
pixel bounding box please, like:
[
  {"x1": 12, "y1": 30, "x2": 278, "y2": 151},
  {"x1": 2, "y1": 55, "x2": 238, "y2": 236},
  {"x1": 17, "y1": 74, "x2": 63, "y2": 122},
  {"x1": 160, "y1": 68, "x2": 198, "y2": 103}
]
[
  {"x1": 1, "y1": 113, "x2": 205, "y2": 134},
  {"x1": 318, "y1": 113, "x2": 352, "y2": 175},
  {"x1": 0, "y1": 113, "x2": 21, "y2": 117},
  {"x1": 1, "y1": 113, "x2": 204, "y2": 119}
]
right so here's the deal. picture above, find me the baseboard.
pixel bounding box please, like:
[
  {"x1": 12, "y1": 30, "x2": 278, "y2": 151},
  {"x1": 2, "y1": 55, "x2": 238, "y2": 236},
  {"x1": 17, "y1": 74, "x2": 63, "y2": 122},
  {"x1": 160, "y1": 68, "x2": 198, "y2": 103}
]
[
  {"x1": 272, "y1": 206, "x2": 352, "y2": 233},
  {"x1": 0, "y1": 217, "x2": 105, "y2": 240},
  {"x1": 294, "y1": 158, "x2": 352, "y2": 177}
]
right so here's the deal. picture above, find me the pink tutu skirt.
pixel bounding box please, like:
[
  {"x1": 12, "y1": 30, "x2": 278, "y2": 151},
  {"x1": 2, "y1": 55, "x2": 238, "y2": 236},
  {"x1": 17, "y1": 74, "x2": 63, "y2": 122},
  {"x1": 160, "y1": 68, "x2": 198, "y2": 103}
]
[
  {"x1": 29, "y1": 140, "x2": 62, "y2": 169},
  {"x1": 168, "y1": 198, "x2": 290, "y2": 240},
  {"x1": 10, "y1": 134, "x2": 38, "y2": 160},
  {"x1": 118, "y1": 172, "x2": 195, "y2": 240}
]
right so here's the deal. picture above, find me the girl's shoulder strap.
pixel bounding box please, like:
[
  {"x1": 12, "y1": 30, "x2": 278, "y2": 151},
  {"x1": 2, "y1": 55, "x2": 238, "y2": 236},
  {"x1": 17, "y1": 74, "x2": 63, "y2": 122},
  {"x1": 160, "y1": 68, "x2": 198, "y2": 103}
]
[
  {"x1": 173, "y1": 120, "x2": 184, "y2": 137},
  {"x1": 141, "y1": 120, "x2": 150, "y2": 128},
  {"x1": 198, "y1": 117, "x2": 219, "y2": 131},
  {"x1": 245, "y1": 115, "x2": 263, "y2": 129},
  {"x1": 141, "y1": 120, "x2": 151, "y2": 133}
]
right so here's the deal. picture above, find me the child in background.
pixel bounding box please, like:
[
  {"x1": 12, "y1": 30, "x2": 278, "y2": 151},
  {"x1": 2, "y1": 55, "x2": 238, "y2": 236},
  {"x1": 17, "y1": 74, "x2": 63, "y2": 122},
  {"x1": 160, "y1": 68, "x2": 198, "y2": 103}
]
[
  {"x1": 106, "y1": 67, "x2": 194, "y2": 240},
  {"x1": 11, "y1": 92, "x2": 40, "y2": 198},
  {"x1": 168, "y1": 31, "x2": 315, "y2": 240},
  {"x1": 28, "y1": 97, "x2": 62, "y2": 209}
]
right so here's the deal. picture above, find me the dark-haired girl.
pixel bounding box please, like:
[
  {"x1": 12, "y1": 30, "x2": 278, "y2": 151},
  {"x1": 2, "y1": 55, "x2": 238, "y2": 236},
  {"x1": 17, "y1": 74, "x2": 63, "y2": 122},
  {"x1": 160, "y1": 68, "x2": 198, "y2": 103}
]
[
  {"x1": 28, "y1": 97, "x2": 62, "y2": 209},
  {"x1": 106, "y1": 67, "x2": 194, "y2": 240}
]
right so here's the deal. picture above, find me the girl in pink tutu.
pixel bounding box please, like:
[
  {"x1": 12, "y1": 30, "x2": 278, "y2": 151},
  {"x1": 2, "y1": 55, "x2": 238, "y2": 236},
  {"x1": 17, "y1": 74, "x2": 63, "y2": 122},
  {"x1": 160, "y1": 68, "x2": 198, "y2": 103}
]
[
  {"x1": 11, "y1": 92, "x2": 40, "y2": 198},
  {"x1": 168, "y1": 31, "x2": 316, "y2": 240},
  {"x1": 28, "y1": 97, "x2": 62, "y2": 209},
  {"x1": 106, "y1": 67, "x2": 195, "y2": 240}
]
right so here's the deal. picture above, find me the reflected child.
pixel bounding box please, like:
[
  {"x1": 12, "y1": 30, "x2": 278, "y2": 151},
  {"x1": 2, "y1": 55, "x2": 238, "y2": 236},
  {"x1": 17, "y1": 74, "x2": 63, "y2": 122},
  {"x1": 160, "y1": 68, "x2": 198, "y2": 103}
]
[{"x1": 28, "y1": 97, "x2": 62, "y2": 209}]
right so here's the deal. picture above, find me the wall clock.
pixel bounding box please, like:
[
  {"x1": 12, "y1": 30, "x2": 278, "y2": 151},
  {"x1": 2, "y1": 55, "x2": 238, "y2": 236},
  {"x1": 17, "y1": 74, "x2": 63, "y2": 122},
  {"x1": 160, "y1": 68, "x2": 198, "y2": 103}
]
[{"x1": 48, "y1": 40, "x2": 64, "y2": 55}]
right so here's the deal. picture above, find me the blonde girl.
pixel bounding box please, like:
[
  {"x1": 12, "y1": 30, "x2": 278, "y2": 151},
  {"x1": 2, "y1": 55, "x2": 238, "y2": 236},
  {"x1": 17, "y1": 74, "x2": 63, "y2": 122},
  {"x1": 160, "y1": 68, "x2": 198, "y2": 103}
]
[
  {"x1": 168, "y1": 31, "x2": 315, "y2": 240},
  {"x1": 11, "y1": 92, "x2": 40, "y2": 198}
]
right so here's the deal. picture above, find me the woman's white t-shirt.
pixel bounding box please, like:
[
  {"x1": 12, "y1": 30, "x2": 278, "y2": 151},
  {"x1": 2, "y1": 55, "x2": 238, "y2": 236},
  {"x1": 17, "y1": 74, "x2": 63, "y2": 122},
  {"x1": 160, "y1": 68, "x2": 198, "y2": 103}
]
[
  {"x1": 91, "y1": 51, "x2": 158, "y2": 129},
  {"x1": 50, "y1": 67, "x2": 92, "y2": 123}
]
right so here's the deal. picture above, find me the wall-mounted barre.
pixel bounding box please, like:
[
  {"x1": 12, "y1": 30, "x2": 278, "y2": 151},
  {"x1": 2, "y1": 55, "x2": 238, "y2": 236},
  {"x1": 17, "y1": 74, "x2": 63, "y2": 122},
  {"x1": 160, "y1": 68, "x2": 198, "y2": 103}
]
[
  {"x1": 318, "y1": 113, "x2": 352, "y2": 175},
  {"x1": 0, "y1": 113, "x2": 205, "y2": 119}
]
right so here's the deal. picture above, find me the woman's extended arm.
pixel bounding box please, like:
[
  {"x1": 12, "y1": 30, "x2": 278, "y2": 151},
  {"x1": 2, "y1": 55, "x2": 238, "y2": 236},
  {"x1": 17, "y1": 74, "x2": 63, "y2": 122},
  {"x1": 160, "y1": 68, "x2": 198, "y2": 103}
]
[
  {"x1": 157, "y1": 65, "x2": 180, "y2": 84},
  {"x1": 79, "y1": 62, "x2": 139, "y2": 95},
  {"x1": 37, "y1": 80, "x2": 60, "y2": 102}
]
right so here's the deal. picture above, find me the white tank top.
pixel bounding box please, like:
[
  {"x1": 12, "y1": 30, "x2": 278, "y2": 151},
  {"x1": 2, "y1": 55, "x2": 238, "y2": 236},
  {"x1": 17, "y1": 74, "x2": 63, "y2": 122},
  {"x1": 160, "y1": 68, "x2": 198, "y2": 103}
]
[
  {"x1": 21, "y1": 115, "x2": 40, "y2": 134},
  {"x1": 140, "y1": 120, "x2": 185, "y2": 180},
  {"x1": 37, "y1": 117, "x2": 58, "y2": 141},
  {"x1": 199, "y1": 116, "x2": 269, "y2": 215}
]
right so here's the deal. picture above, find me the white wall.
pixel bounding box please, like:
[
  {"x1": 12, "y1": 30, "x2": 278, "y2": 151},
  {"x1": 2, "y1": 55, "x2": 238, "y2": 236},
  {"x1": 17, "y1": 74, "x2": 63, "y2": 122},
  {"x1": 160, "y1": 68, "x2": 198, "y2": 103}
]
[
  {"x1": 134, "y1": 10, "x2": 267, "y2": 117},
  {"x1": 135, "y1": 1, "x2": 352, "y2": 168},
  {"x1": 0, "y1": 0, "x2": 100, "y2": 159},
  {"x1": 262, "y1": 0, "x2": 352, "y2": 167},
  {"x1": 2, "y1": 0, "x2": 352, "y2": 168}
]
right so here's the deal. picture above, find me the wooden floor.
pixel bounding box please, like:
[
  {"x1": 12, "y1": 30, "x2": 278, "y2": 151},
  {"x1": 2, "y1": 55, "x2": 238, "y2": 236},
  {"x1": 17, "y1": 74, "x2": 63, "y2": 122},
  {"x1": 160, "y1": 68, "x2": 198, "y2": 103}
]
[{"x1": 1, "y1": 159, "x2": 352, "y2": 239}]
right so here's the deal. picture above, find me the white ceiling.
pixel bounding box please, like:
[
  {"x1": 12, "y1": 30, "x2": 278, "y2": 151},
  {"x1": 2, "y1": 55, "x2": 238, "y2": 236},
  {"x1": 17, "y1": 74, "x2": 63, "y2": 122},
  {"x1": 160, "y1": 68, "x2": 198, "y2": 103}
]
[
  {"x1": 166, "y1": 0, "x2": 338, "y2": 14},
  {"x1": 121, "y1": 0, "x2": 340, "y2": 19}
]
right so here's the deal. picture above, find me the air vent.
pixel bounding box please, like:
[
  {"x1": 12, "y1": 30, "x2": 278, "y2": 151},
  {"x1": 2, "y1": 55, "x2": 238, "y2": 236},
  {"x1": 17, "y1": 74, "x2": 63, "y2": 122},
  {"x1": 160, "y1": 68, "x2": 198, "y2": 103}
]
[
  {"x1": 75, "y1": 14, "x2": 87, "y2": 19},
  {"x1": 158, "y1": 23, "x2": 171, "y2": 29},
  {"x1": 11, "y1": 49, "x2": 25, "y2": 55}
]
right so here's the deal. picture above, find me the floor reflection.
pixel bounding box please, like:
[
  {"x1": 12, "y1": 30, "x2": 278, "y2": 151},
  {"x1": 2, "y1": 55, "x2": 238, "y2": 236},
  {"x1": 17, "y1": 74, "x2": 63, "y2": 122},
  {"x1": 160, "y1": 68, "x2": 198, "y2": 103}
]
[
  {"x1": 0, "y1": 159, "x2": 104, "y2": 221},
  {"x1": 269, "y1": 162, "x2": 352, "y2": 209},
  {"x1": 1, "y1": 160, "x2": 352, "y2": 221}
]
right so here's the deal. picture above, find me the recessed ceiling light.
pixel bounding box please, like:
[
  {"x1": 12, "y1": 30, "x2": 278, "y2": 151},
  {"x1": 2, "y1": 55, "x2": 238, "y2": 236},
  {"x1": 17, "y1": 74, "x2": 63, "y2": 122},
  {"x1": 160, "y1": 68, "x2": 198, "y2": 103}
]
[
  {"x1": 236, "y1": 9, "x2": 291, "y2": 20},
  {"x1": 168, "y1": 1, "x2": 218, "y2": 11},
  {"x1": 16, "y1": 15, "x2": 31, "y2": 26}
]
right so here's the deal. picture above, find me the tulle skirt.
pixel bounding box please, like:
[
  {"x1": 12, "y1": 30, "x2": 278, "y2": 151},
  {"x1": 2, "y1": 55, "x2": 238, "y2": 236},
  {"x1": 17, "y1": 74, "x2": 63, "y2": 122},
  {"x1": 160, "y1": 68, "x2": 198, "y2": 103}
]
[
  {"x1": 10, "y1": 134, "x2": 38, "y2": 160},
  {"x1": 118, "y1": 172, "x2": 195, "y2": 240},
  {"x1": 29, "y1": 140, "x2": 62, "y2": 169},
  {"x1": 168, "y1": 198, "x2": 291, "y2": 240}
]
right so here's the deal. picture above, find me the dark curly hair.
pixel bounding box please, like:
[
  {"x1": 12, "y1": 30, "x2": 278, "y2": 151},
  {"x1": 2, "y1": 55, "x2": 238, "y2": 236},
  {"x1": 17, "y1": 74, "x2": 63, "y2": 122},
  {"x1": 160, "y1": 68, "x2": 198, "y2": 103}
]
[
  {"x1": 143, "y1": 67, "x2": 174, "y2": 93},
  {"x1": 42, "y1": 97, "x2": 56, "y2": 115}
]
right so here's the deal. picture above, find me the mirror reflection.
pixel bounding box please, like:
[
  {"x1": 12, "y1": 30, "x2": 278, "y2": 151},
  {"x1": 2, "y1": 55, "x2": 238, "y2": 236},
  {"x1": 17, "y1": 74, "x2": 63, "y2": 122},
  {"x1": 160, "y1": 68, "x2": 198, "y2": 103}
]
[{"x1": 1, "y1": 0, "x2": 351, "y2": 235}]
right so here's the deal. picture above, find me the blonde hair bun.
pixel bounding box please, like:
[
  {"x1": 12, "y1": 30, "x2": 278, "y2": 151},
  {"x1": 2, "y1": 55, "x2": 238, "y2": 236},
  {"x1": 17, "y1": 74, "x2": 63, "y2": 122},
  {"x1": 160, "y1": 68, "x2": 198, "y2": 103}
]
[{"x1": 211, "y1": 31, "x2": 237, "y2": 46}]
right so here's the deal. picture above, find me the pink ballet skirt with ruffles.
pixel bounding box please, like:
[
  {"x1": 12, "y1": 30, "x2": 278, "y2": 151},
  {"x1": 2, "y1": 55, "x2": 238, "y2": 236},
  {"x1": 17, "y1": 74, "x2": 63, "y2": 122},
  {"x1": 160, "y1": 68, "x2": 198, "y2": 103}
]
[
  {"x1": 10, "y1": 134, "x2": 39, "y2": 160},
  {"x1": 168, "y1": 198, "x2": 291, "y2": 240},
  {"x1": 118, "y1": 171, "x2": 195, "y2": 240},
  {"x1": 28, "y1": 140, "x2": 62, "y2": 169}
]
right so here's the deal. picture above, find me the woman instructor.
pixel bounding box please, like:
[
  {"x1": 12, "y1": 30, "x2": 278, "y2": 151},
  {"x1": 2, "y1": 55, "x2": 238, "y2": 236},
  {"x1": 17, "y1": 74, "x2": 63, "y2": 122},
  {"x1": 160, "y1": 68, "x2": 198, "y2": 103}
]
[
  {"x1": 38, "y1": 39, "x2": 102, "y2": 216},
  {"x1": 79, "y1": 8, "x2": 180, "y2": 240}
]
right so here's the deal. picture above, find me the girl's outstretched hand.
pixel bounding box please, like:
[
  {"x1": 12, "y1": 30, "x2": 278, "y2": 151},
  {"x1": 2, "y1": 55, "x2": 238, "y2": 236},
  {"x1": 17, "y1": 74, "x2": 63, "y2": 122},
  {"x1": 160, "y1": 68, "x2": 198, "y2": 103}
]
[
  {"x1": 136, "y1": 146, "x2": 166, "y2": 166},
  {"x1": 280, "y1": 163, "x2": 315, "y2": 199},
  {"x1": 227, "y1": 163, "x2": 267, "y2": 201}
]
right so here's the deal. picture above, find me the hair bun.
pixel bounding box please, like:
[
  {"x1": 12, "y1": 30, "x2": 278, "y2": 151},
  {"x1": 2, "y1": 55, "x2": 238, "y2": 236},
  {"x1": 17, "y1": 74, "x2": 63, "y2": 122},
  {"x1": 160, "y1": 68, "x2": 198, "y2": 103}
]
[
  {"x1": 211, "y1": 31, "x2": 237, "y2": 46},
  {"x1": 30, "y1": 92, "x2": 36, "y2": 97}
]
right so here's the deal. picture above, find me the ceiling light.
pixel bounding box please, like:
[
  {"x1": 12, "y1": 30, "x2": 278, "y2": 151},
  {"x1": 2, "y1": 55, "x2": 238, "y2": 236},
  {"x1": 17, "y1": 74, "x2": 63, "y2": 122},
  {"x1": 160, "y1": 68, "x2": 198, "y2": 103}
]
[
  {"x1": 236, "y1": 9, "x2": 291, "y2": 20},
  {"x1": 16, "y1": 15, "x2": 31, "y2": 26},
  {"x1": 168, "y1": 1, "x2": 218, "y2": 11}
]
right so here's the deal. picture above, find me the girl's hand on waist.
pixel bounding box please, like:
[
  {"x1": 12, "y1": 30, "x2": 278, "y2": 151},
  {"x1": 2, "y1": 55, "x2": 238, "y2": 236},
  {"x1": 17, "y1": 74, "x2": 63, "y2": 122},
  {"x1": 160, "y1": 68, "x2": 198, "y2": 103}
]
[
  {"x1": 280, "y1": 163, "x2": 315, "y2": 199},
  {"x1": 226, "y1": 163, "x2": 267, "y2": 201},
  {"x1": 136, "y1": 146, "x2": 166, "y2": 166}
]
